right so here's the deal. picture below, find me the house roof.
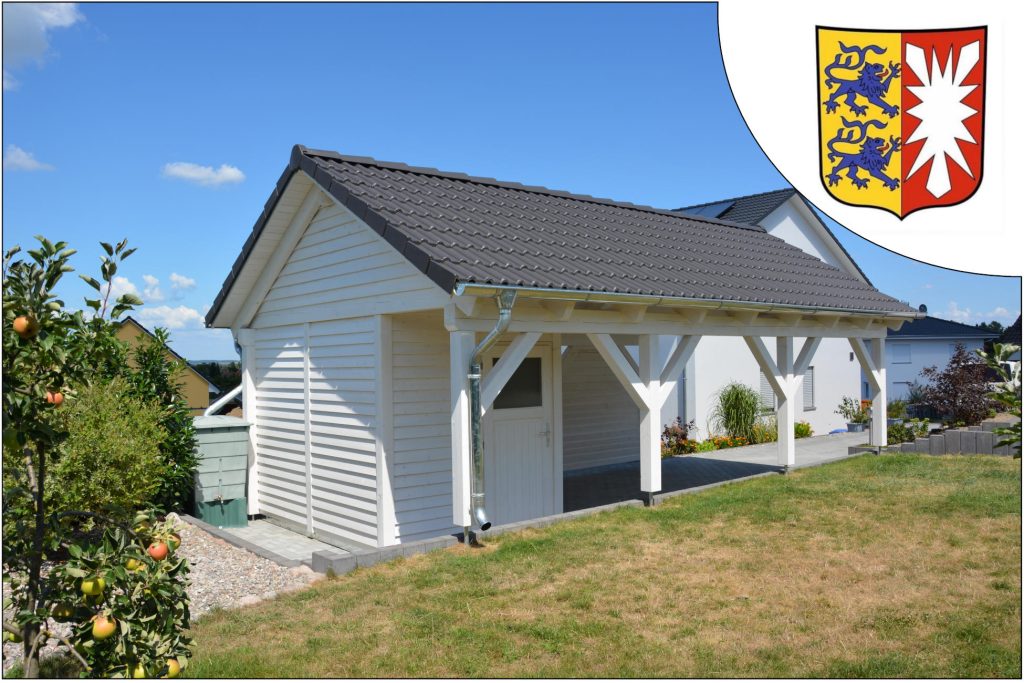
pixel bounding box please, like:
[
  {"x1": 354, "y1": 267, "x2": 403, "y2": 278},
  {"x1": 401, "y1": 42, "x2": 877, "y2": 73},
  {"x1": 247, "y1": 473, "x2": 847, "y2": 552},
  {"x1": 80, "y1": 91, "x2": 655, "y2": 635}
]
[
  {"x1": 888, "y1": 315, "x2": 997, "y2": 339},
  {"x1": 206, "y1": 146, "x2": 918, "y2": 326},
  {"x1": 677, "y1": 188, "x2": 797, "y2": 225},
  {"x1": 999, "y1": 315, "x2": 1022, "y2": 345},
  {"x1": 676, "y1": 188, "x2": 871, "y2": 284},
  {"x1": 117, "y1": 316, "x2": 220, "y2": 392}
]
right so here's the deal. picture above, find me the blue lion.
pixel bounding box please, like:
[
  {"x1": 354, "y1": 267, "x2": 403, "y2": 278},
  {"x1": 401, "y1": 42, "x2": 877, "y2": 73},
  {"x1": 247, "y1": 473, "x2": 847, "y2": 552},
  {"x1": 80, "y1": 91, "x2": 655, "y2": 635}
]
[
  {"x1": 822, "y1": 42, "x2": 901, "y2": 118},
  {"x1": 826, "y1": 118, "x2": 902, "y2": 190}
]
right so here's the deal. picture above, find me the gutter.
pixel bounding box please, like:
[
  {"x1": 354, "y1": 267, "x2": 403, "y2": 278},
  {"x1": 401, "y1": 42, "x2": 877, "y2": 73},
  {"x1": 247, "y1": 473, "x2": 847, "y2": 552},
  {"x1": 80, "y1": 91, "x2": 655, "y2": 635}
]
[{"x1": 453, "y1": 283, "x2": 923, "y2": 320}]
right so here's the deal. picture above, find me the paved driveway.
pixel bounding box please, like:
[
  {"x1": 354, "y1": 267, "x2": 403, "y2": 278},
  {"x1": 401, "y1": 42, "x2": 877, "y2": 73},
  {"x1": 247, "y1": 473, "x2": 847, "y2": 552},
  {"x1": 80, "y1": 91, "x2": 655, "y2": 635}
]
[{"x1": 564, "y1": 432, "x2": 867, "y2": 512}]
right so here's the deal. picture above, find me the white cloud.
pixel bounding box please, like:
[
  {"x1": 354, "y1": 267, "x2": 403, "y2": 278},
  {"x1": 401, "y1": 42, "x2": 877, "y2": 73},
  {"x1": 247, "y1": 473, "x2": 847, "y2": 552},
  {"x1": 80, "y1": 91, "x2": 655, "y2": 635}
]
[
  {"x1": 944, "y1": 301, "x2": 1018, "y2": 325},
  {"x1": 141, "y1": 274, "x2": 165, "y2": 303},
  {"x1": 104, "y1": 276, "x2": 139, "y2": 301},
  {"x1": 169, "y1": 272, "x2": 196, "y2": 290},
  {"x1": 2, "y1": 3, "x2": 83, "y2": 90},
  {"x1": 162, "y1": 162, "x2": 245, "y2": 187},
  {"x1": 3, "y1": 145, "x2": 54, "y2": 172},
  {"x1": 137, "y1": 305, "x2": 205, "y2": 330}
]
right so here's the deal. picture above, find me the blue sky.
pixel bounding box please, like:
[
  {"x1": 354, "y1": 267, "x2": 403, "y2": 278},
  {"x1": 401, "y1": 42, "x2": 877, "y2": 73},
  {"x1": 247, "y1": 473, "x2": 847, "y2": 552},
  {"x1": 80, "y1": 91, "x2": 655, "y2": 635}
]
[{"x1": 3, "y1": 3, "x2": 1019, "y2": 359}]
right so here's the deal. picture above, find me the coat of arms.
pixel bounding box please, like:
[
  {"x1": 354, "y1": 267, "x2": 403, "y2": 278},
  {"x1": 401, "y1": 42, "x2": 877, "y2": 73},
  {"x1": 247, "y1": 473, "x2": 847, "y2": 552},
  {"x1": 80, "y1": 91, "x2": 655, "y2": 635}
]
[{"x1": 817, "y1": 26, "x2": 986, "y2": 218}]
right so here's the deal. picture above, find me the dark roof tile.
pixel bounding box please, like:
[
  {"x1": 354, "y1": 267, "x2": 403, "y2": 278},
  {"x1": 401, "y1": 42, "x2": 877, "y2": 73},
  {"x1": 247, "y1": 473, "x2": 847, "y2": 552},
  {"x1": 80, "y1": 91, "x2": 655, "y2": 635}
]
[
  {"x1": 206, "y1": 147, "x2": 917, "y2": 325},
  {"x1": 889, "y1": 316, "x2": 998, "y2": 338}
]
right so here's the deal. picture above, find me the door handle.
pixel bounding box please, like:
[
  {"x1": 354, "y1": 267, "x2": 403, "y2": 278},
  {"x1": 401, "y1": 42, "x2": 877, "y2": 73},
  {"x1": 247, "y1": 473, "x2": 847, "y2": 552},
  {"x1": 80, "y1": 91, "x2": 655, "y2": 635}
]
[{"x1": 538, "y1": 423, "x2": 552, "y2": 446}]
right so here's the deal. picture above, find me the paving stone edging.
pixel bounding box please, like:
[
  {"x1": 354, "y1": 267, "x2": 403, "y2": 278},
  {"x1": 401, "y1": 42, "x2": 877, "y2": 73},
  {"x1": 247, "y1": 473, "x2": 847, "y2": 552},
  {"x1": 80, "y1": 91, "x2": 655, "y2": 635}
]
[{"x1": 180, "y1": 514, "x2": 304, "y2": 568}]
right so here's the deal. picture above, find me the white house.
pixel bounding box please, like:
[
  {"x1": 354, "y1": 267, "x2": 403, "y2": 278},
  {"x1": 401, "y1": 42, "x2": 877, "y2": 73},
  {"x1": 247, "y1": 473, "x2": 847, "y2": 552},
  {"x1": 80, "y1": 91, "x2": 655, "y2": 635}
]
[
  {"x1": 873, "y1": 312, "x2": 996, "y2": 400},
  {"x1": 205, "y1": 146, "x2": 919, "y2": 549},
  {"x1": 674, "y1": 190, "x2": 876, "y2": 437}
]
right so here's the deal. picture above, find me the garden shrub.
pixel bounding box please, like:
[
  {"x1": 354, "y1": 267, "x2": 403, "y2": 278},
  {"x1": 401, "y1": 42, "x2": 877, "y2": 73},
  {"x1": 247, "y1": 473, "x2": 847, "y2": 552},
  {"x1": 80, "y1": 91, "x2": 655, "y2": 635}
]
[
  {"x1": 711, "y1": 382, "x2": 761, "y2": 442},
  {"x1": 887, "y1": 422, "x2": 916, "y2": 445},
  {"x1": 694, "y1": 440, "x2": 717, "y2": 453},
  {"x1": 661, "y1": 418, "x2": 698, "y2": 456},
  {"x1": 710, "y1": 435, "x2": 748, "y2": 449},
  {"x1": 750, "y1": 416, "x2": 778, "y2": 444},
  {"x1": 920, "y1": 344, "x2": 991, "y2": 426},
  {"x1": 48, "y1": 378, "x2": 168, "y2": 517},
  {"x1": 887, "y1": 398, "x2": 908, "y2": 419},
  {"x1": 124, "y1": 328, "x2": 198, "y2": 512},
  {"x1": 794, "y1": 421, "x2": 813, "y2": 439},
  {"x1": 836, "y1": 396, "x2": 870, "y2": 424}
]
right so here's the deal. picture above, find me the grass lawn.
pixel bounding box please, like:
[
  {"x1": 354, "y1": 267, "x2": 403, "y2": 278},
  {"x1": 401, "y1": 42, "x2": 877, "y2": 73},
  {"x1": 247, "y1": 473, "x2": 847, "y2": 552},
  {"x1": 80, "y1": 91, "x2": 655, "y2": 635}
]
[{"x1": 188, "y1": 454, "x2": 1021, "y2": 678}]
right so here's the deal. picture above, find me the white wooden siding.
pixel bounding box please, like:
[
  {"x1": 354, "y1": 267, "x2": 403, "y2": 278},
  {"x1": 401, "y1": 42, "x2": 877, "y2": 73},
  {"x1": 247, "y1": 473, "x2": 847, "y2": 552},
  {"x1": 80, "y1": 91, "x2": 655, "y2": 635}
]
[
  {"x1": 251, "y1": 201, "x2": 447, "y2": 328},
  {"x1": 251, "y1": 318, "x2": 380, "y2": 548},
  {"x1": 252, "y1": 326, "x2": 309, "y2": 529},
  {"x1": 307, "y1": 318, "x2": 379, "y2": 547},
  {"x1": 390, "y1": 311, "x2": 461, "y2": 542},
  {"x1": 561, "y1": 341, "x2": 640, "y2": 470}
]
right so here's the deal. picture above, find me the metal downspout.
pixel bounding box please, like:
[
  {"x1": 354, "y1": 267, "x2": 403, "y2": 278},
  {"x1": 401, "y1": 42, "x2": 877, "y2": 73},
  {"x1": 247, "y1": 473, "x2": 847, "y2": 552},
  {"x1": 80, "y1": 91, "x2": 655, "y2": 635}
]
[{"x1": 468, "y1": 289, "x2": 517, "y2": 539}]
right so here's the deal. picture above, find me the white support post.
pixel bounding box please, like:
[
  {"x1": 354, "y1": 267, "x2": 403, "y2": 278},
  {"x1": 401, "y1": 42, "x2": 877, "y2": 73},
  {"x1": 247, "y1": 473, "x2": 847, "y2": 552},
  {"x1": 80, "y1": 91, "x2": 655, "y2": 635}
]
[
  {"x1": 870, "y1": 338, "x2": 887, "y2": 447},
  {"x1": 849, "y1": 337, "x2": 887, "y2": 448},
  {"x1": 239, "y1": 329, "x2": 259, "y2": 516},
  {"x1": 744, "y1": 335, "x2": 817, "y2": 470},
  {"x1": 638, "y1": 335, "x2": 662, "y2": 498},
  {"x1": 587, "y1": 332, "x2": 700, "y2": 501},
  {"x1": 776, "y1": 337, "x2": 796, "y2": 469},
  {"x1": 450, "y1": 330, "x2": 475, "y2": 529}
]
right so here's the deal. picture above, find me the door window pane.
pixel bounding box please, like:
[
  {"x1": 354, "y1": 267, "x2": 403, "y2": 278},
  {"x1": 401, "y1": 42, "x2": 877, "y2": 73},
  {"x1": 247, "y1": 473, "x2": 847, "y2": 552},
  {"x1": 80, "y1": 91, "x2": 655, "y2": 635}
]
[{"x1": 492, "y1": 357, "x2": 542, "y2": 409}]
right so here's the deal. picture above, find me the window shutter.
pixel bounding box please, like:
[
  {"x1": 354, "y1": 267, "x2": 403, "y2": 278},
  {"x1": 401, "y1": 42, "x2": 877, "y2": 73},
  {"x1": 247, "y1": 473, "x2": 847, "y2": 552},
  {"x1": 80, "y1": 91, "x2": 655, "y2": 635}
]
[
  {"x1": 803, "y1": 366, "x2": 815, "y2": 409},
  {"x1": 759, "y1": 372, "x2": 775, "y2": 410}
]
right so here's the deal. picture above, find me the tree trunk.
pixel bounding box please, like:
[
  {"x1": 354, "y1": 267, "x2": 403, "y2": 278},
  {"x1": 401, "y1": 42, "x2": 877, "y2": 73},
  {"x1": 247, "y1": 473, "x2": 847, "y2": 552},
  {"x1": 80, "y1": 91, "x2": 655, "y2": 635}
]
[{"x1": 22, "y1": 444, "x2": 46, "y2": 679}]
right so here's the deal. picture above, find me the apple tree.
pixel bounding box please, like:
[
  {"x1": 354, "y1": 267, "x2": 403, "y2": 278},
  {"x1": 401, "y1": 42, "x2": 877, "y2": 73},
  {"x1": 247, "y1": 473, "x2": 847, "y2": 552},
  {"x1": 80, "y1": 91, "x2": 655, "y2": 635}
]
[{"x1": 2, "y1": 237, "x2": 192, "y2": 677}]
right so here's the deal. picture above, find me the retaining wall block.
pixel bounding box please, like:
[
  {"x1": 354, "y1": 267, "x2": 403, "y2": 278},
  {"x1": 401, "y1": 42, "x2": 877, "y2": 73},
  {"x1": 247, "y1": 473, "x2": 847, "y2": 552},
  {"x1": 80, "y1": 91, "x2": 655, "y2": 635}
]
[
  {"x1": 976, "y1": 431, "x2": 993, "y2": 454},
  {"x1": 929, "y1": 434, "x2": 946, "y2": 455},
  {"x1": 915, "y1": 438, "x2": 930, "y2": 453},
  {"x1": 311, "y1": 551, "x2": 356, "y2": 575},
  {"x1": 960, "y1": 431, "x2": 977, "y2": 454},
  {"x1": 945, "y1": 430, "x2": 962, "y2": 454}
]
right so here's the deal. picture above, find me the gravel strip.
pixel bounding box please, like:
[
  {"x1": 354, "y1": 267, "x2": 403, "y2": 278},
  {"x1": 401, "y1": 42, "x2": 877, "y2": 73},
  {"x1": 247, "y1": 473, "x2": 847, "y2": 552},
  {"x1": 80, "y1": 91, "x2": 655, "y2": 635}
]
[{"x1": 3, "y1": 514, "x2": 320, "y2": 672}]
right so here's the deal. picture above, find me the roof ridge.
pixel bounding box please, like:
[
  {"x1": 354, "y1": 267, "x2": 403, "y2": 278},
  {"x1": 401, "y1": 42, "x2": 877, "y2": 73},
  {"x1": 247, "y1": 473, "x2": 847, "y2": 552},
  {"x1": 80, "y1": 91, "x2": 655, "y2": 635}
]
[
  {"x1": 676, "y1": 186, "x2": 796, "y2": 212},
  {"x1": 297, "y1": 145, "x2": 768, "y2": 234}
]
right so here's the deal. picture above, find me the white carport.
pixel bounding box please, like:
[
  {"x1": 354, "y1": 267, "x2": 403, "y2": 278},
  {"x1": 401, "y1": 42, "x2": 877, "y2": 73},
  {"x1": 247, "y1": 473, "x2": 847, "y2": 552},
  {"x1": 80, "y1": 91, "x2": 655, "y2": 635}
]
[
  {"x1": 446, "y1": 289, "x2": 896, "y2": 529},
  {"x1": 206, "y1": 146, "x2": 920, "y2": 548}
]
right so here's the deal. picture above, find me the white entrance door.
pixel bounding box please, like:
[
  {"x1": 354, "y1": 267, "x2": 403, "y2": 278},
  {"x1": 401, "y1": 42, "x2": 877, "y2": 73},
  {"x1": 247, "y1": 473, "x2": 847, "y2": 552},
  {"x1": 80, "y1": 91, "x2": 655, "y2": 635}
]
[{"x1": 483, "y1": 344, "x2": 556, "y2": 526}]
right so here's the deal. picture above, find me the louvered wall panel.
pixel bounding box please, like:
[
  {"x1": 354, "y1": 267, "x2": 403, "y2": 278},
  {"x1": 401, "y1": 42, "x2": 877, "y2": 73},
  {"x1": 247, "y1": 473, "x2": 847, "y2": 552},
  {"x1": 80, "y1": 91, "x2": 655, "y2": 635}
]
[
  {"x1": 307, "y1": 318, "x2": 379, "y2": 547},
  {"x1": 252, "y1": 327, "x2": 309, "y2": 529},
  {"x1": 562, "y1": 342, "x2": 640, "y2": 470}
]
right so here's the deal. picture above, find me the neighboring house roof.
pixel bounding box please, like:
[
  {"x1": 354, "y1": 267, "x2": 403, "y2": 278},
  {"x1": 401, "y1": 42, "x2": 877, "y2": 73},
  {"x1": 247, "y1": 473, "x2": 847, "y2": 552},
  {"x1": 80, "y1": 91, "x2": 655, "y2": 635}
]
[
  {"x1": 678, "y1": 188, "x2": 796, "y2": 225},
  {"x1": 207, "y1": 146, "x2": 918, "y2": 326},
  {"x1": 888, "y1": 315, "x2": 997, "y2": 340},
  {"x1": 999, "y1": 315, "x2": 1021, "y2": 345},
  {"x1": 676, "y1": 188, "x2": 871, "y2": 284},
  {"x1": 116, "y1": 316, "x2": 220, "y2": 393}
]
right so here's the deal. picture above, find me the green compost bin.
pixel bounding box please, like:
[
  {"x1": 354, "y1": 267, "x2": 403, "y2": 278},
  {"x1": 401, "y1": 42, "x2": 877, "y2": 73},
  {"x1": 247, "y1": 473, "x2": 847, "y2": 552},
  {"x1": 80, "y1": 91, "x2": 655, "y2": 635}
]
[{"x1": 192, "y1": 415, "x2": 250, "y2": 528}]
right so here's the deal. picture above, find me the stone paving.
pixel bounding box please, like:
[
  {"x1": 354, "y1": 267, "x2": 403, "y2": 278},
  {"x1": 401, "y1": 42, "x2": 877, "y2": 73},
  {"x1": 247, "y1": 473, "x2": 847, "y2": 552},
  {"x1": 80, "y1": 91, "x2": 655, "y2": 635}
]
[{"x1": 564, "y1": 431, "x2": 866, "y2": 511}]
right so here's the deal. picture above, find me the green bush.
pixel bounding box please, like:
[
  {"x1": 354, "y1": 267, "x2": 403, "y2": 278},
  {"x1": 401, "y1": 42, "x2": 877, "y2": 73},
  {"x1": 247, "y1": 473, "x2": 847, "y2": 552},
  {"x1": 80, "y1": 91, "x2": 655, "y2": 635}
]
[
  {"x1": 711, "y1": 382, "x2": 761, "y2": 442},
  {"x1": 887, "y1": 398, "x2": 908, "y2": 419},
  {"x1": 750, "y1": 416, "x2": 778, "y2": 444},
  {"x1": 794, "y1": 421, "x2": 813, "y2": 439},
  {"x1": 124, "y1": 328, "x2": 198, "y2": 512},
  {"x1": 836, "y1": 396, "x2": 870, "y2": 424},
  {"x1": 48, "y1": 378, "x2": 168, "y2": 516}
]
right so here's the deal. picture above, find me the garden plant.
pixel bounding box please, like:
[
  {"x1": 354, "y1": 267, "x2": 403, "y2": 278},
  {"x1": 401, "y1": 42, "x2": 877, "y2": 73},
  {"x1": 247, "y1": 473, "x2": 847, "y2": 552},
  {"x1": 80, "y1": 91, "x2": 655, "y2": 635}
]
[{"x1": 2, "y1": 238, "x2": 192, "y2": 677}]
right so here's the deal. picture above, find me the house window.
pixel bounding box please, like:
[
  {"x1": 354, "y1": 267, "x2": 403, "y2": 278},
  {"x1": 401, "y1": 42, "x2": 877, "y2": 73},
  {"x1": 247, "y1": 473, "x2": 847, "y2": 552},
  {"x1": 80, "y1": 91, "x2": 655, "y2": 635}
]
[
  {"x1": 759, "y1": 371, "x2": 775, "y2": 410},
  {"x1": 492, "y1": 357, "x2": 542, "y2": 409},
  {"x1": 891, "y1": 343, "x2": 911, "y2": 364},
  {"x1": 803, "y1": 366, "x2": 815, "y2": 410}
]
